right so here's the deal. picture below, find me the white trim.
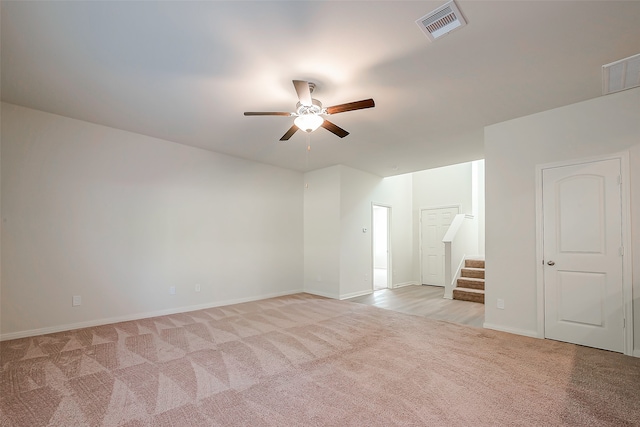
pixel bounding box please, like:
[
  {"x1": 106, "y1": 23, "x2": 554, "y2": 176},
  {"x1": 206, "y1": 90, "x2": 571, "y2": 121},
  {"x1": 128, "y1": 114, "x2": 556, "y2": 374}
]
[
  {"x1": 534, "y1": 152, "x2": 634, "y2": 356},
  {"x1": 0, "y1": 289, "x2": 303, "y2": 341},
  {"x1": 471, "y1": 161, "x2": 479, "y2": 217},
  {"x1": 340, "y1": 282, "x2": 422, "y2": 300},
  {"x1": 340, "y1": 290, "x2": 373, "y2": 300},
  {"x1": 393, "y1": 281, "x2": 420, "y2": 289},
  {"x1": 535, "y1": 165, "x2": 545, "y2": 341},
  {"x1": 620, "y1": 153, "x2": 634, "y2": 357},
  {"x1": 633, "y1": 349, "x2": 640, "y2": 359},
  {"x1": 483, "y1": 322, "x2": 542, "y2": 339},
  {"x1": 304, "y1": 289, "x2": 340, "y2": 300},
  {"x1": 445, "y1": 253, "x2": 467, "y2": 299}
]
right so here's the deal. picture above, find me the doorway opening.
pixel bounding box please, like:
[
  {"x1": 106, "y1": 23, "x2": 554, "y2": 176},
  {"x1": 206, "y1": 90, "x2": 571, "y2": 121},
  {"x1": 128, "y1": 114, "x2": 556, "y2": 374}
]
[{"x1": 372, "y1": 204, "x2": 391, "y2": 290}]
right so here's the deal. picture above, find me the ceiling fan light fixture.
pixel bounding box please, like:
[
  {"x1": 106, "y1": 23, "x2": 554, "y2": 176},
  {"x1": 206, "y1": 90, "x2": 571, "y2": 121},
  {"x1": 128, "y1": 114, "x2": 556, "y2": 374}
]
[
  {"x1": 244, "y1": 80, "x2": 374, "y2": 140},
  {"x1": 294, "y1": 114, "x2": 324, "y2": 133}
]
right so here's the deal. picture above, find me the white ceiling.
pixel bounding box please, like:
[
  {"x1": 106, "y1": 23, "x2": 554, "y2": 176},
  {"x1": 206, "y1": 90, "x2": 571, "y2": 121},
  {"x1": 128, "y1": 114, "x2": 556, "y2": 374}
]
[{"x1": 2, "y1": 1, "x2": 640, "y2": 177}]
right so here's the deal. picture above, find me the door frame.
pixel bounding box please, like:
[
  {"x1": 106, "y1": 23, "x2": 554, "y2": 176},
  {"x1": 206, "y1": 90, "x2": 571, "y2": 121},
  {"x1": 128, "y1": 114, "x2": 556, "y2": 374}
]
[
  {"x1": 419, "y1": 205, "x2": 460, "y2": 286},
  {"x1": 535, "y1": 152, "x2": 633, "y2": 355},
  {"x1": 372, "y1": 203, "x2": 392, "y2": 290}
]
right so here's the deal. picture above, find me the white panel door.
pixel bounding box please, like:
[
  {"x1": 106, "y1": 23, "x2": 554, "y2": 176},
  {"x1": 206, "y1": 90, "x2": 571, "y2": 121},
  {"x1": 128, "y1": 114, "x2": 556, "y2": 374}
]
[
  {"x1": 421, "y1": 207, "x2": 458, "y2": 286},
  {"x1": 543, "y1": 159, "x2": 624, "y2": 353}
]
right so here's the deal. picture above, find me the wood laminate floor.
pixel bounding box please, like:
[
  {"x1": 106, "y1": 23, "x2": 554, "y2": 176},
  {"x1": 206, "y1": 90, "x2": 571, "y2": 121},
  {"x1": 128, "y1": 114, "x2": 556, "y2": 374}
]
[{"x1": 348, "y1": 285, "x2": 485, "y2": 328}]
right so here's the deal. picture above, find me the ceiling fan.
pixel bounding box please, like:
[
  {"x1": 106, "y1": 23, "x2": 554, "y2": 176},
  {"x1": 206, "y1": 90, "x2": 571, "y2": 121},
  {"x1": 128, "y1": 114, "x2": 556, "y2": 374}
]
[{"x1": 244, "y1": 80, "x2": 375, "y2": 141}]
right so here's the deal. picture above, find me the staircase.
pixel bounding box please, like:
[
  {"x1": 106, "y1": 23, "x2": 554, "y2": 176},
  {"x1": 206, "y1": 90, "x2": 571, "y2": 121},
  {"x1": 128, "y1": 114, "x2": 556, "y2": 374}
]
[{"x1": 452, "y1": 259, "x2": 485, "y2": 304}]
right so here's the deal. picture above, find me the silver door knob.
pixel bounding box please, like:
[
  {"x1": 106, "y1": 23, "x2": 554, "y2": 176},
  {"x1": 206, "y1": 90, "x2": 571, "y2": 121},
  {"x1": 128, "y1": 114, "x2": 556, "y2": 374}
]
[{"x1": 547, "y1": 261, "x2": 555, "y2": 266}]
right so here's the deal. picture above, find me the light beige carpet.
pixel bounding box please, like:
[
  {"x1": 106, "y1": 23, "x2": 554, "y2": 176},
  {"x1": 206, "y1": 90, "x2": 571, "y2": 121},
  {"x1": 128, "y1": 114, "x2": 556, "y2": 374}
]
[{"x1": 1, "y1": 293, "x2": 639, "y2": 426}]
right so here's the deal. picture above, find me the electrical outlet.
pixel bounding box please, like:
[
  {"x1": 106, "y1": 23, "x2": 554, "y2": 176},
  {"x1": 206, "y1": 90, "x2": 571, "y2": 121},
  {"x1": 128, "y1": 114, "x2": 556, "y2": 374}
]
[
  {"x1": 169, "y1": 286, "x2": 176, "y2": 295},
  {"x1": 195, "y1": 283, "x2": 201, "y2": 292},
  {"x1": 497, "y1": 298, "x2": 505, "y2": 309},
  {"x1": 72, "y1": 295, "x2": 82, "y2": 307}
]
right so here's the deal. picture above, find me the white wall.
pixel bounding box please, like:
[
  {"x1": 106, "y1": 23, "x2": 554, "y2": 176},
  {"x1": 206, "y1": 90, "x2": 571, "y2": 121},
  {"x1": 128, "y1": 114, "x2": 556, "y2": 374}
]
[
  {"x1": 2, "y1": 102, "x2": 481, "y2": 339},
  {"x1": 1, "y1": 103, "x2": 304, "y2": 338},
  {"x1": 303, "y1": 165, "x2": 414, "y2": 299},
  {"x1": 411, "y1": 162, "x2": 475, "y2": 281},
  {"x1": 302, "y1": 162, "x2": 477, "y2": 299},
  {"x1": 303, "y1": 166, "x2": 341, "y2": 298},
  {"x1": 337, "y1": 167, "x2": 416, "y2": 297},
  {"x1": 339, "y1": 166, "x2": 382, "y2": 298},
  {"x1": 412, "y1": 162, "x2": 474, "y2": 213},
  {"x1": 373, "y1": 174, "x2": 414, "y2": 287},
  {"x1": 484, "y1": 88, "x2": 640, "y2": 353},
  {"x1": 474, "y1": 160, "x2": 485, "y2": 255}
]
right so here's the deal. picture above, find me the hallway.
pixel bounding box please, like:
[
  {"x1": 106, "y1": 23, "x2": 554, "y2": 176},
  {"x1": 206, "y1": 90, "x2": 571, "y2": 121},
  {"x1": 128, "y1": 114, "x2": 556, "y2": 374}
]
[{"x1": 348, "y1": 284, "x2": 485, "y2": 328}]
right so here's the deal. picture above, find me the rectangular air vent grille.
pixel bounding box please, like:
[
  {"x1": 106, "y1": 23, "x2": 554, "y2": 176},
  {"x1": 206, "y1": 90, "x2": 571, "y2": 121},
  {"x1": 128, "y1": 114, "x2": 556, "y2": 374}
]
[
  {"x1": 603, "y1": 53, "x2": 640, "y2": 95},
  {"x1": 416, "y1": 0, "x2": 467, "y2": 42}
]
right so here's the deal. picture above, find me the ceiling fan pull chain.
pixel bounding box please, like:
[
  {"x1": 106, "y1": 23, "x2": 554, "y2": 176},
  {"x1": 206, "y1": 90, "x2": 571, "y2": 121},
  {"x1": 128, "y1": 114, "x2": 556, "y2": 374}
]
[{"x1": 306, "y1": 133, "x2": 311, "y2": 170}]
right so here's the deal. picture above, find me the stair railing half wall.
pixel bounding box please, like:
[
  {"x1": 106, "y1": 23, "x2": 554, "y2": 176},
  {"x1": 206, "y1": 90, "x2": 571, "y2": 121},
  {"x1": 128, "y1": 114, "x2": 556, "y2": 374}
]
[{"x1": 443, "y1": 214, "x2": 479, "y2": 299}]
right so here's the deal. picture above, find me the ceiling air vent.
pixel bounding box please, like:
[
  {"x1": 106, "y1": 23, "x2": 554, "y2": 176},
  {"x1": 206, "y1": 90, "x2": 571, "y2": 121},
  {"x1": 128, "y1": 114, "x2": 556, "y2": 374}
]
[
  {"x1": 416, "y1": 0, "x2": 467, "y2": 42},
  {"x1": 602, "y1": 53, "x2": 640, "y2": 95}
]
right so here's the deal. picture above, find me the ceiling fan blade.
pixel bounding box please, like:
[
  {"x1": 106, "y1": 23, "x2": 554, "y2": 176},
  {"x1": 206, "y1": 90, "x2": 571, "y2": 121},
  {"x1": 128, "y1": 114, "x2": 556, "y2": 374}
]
[
  {"x1": 325, "y1": 98, "x2": 375, "y2": 115},
  {"x1": 280, "y1": 125, "x2": 299, "y2": 141},
  {"x1": 244, "y1": 112, "x2": 292, "y2": 116},
  {"x1": 293, "y1": 80, "x2": 312, "y2": 106},
  {"x1": 321, "y1": 120, "x2": 349, "y2": 138}
]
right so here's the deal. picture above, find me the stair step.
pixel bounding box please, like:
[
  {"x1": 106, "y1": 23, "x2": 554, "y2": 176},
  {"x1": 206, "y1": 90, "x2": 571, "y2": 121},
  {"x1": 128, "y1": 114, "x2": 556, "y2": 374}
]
[
  {"x1": 461, "y1": 267, "x2": 484, "y2": 279},
  {"x1": 453, "y1": 288, "x2": 485, "y2": 304},
  {"x1": 456, "y1": 277, "x2": 485, "y2": 290},
  {"x1": 465, "y1": 259, "x2": 485, "y2": 269}
]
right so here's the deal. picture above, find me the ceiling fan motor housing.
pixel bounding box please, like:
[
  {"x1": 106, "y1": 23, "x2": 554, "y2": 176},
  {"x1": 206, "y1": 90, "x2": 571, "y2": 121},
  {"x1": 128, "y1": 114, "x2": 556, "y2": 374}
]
[{"x1": 296, "y1": 99, "x2": 324, "y2": 116}]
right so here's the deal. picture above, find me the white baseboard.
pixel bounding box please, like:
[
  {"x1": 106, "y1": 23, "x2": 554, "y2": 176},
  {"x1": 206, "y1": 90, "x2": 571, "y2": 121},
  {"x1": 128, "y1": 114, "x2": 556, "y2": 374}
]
[
  {"x1": 393, "y1": 281, "x2": 419, "y2": 289},
  {"x1": 303, "y1": 289, "x2": 340, "y2": 300},
  {"x1": 340, "y1": 290, "x2": 372, "y2": 300},
  {"x1": 0, "y1": 288, "x2": 304, "y2": 341},
  {"x1": 483, "y1": 322, "x2": 542, "y2": 339},
  {"x1": 485, "y1": 325, "x2": 639, "y2": 357}
]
